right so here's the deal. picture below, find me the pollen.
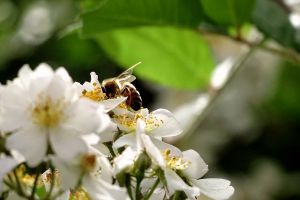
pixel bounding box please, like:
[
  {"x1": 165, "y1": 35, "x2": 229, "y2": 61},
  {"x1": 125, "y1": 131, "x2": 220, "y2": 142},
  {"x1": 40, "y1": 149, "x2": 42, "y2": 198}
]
[
  {"x1": 82, "y1": 84, "x2": 105, "y2": 102},
  {"x1": 162, "y1": 149, "x2": 190, "y2": 170},
  {"x1": 31, "y1": 96, "x2": 65, "y2": 128},
  {"x1": 70, "y1": 188, "x2": 90, "y2": 200},
  {"x1": 113, "y1": 111, "x2": 163, "y2": 131},
  {"x1": 80, "y1": 153, "x2": 97, "y2": 173}
]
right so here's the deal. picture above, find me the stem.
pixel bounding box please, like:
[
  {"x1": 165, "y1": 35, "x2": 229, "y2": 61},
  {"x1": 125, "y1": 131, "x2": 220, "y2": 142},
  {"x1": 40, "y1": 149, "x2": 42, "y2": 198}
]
[
  {"x1": 125, "y1": 175, "x2": 134, "y2": 200},
  {"x1": 182, "y1": 44, "x2": 258, "y2": 141},
  {"x1": 198, "y1": 27, "x2": 300, "y2": 63},
  {"x1": 144, "y1": 178, "x2": 160, "y2": 200},
  {"x1": 135, "y1": 177, "x2": 142, "y2": 200},
  {"x1": 30, "y1": 172, "x2": 40, "y2": 200}
]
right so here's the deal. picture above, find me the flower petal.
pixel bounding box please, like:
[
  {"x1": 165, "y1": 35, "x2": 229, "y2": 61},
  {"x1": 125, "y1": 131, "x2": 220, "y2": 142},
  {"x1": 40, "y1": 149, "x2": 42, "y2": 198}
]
[
  {"x1": 164, "y1": 169, "x2": 199, "y2": 200},
  {"x1": 141, "y1": 134, "x2": 165, "y2": 168},
  {"x1": 113, "y1": 134, "x2": 136, "y2": 149},
  {"x1": 192, "y1": 178, "x2": 234, "y2": 200},
  {"x1": 182, "y1": 150, "x2": 208, "y2": 179},
  {"x1": 6, "y1": 127, "x2": 47, "y2": 167},
  {"x1": 65, "y1": 98, "x2": 109, "y2": 135},
  {"x1": 50, "y1": 129, "x2": 88, "y2": 161},
  {"x1": 103, "y1": 97, "x2": 127, "y2": 112},
  {"x1": 150, "y1": 109, "x2": 182, "y2": 137},
  {"x1": 51, "y1": 156, "x2": 81, "y2": 189},
  {"x1": 150, "y1": 137, "x2": 182, "y2": 157}
]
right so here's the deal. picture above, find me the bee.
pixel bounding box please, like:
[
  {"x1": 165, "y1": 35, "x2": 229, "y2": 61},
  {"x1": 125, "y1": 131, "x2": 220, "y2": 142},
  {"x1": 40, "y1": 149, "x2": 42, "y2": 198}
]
[{"x1": 102, "y1": 62, "x2": 142, "y2": 111}]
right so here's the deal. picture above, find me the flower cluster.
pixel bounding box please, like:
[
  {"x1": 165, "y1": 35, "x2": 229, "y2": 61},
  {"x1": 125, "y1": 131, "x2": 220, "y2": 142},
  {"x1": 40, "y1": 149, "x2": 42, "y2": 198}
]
[{"x1": 0, "y1": 63, "x2": 234, "y2": 200}]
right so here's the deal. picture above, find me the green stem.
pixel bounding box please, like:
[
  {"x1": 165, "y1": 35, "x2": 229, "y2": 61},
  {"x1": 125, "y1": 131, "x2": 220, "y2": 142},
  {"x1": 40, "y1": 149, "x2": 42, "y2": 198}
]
[
  {"x1": 30, "y1": 172, "x2": 40, "y2": 200},
  {"x1": 135, "y1": 177, "x2": 142, "y2": 200},
  {"x1": 125, "y1": 175, "x2": 134, "y2": 200},
  {"x1": 182, "y1": 43, "x2": 258, "y2": 142},
  {"x1": 198, "y1": 27, "x2": 300, "y2": 63},
  {"x1": 144, "y1": 178, "x2": 160, "y2": 200}
]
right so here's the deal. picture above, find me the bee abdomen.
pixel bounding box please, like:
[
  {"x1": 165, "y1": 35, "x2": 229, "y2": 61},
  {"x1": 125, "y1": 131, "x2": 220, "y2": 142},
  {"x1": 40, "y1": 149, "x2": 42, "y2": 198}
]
[{"x1": 121, "y1": 85, "x2": 142, "y2": 111}]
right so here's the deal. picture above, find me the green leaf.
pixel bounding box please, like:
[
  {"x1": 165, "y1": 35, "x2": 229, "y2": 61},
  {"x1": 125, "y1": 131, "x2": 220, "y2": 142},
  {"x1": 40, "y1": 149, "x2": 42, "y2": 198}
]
[
  {"x1": 81, "y1": 0, "x2": 203, "y2": 36},
  {"x1": 252, "y1": 0, "x2": 296, "y2": 48},
  {"x1": 201, "y1": 0, "x2": 255, "y2": 26},
  {"x1": 97, "y1": 27, "x2": 214, "y2": 89}
]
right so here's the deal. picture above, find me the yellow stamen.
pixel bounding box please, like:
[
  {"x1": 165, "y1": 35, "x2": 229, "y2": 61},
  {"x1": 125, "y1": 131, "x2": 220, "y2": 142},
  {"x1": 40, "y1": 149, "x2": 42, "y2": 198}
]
[
  {"x1": 80, "y1": 154, "x2": 97, "y2": 173},
  {"x1": 31, "y1": 96, "x2": 65, "y2": 128},
  {"x1": 81, "y1": 83, "x2": 105, "y2": 102},
  {"x1": 162, "y1": 149, "x2": 190, "y2": 170}
]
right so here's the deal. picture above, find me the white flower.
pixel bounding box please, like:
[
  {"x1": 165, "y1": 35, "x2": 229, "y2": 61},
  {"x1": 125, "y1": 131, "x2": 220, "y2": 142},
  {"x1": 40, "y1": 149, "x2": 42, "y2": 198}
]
[
  {"x1": 135, "y1": 120, "x2": 234, "y2": 200},
  {"x1": 0, "y1": 63, "x2": 110, "y2": 167},
  {"x1": 50, "y1": 145, "x2": 128, "y2": 200},
  {"x1": 181, "y1": 150, "x2": 234, "y2": 200},
  {"x1": 113, "y1": 108, "x2": 182, "y2": 149}
]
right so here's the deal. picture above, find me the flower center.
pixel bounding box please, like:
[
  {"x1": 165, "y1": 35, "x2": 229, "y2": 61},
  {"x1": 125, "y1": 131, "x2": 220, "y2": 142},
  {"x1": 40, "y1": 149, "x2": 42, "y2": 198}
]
[
  {"x1": 82, "y1": 82, "x2": 106, "y2": 102},
  {"x1": 32, "y1": 96, "x2": 65, "y2": 128},
  {"x1": 80, "y1": 153, "x2": 97, "y2": 173},
  {"x1": 162, "y1": 149, "x2": 190, "y2": 170},
  {"x1": 113, "y1": 112, "x2": 163, "y2": 131}
]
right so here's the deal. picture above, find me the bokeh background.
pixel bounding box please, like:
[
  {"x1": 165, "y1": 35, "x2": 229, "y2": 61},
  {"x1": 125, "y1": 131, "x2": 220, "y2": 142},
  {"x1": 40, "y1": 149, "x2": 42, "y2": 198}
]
[{"x1": 1, "y1": 0, "x2": 300, "y2": 199}]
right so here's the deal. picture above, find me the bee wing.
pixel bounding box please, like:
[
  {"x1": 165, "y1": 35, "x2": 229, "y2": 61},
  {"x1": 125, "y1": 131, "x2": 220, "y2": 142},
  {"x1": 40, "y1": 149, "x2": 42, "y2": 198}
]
[{"x1": 117, "y1": 62, "x2": 141, "y2": 83}]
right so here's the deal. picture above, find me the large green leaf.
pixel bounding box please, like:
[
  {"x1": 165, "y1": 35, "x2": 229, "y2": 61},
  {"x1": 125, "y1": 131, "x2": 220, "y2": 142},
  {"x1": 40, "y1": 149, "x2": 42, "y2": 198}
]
[
  {"x1": 201, "y1": 0, "x2": 255, "y2": 26},
  {"x1": 81, "y1": 0, "x2": 203, "y2": 36},
  {"x1": 252, "y1": 0, "x2": 296, "y2": 49},
  {"x1": 97, "y1": 27, "x2": 214, "y2": 89}
]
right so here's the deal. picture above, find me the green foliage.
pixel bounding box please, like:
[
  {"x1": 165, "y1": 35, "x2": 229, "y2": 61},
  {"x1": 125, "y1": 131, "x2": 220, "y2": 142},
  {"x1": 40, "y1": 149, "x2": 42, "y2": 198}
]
[
  {"x1": 252, "y1": 0, "x2": 296, "y2": 49},
  {"x1": 81, "y1": 0, "x2": 203, "y2": 36},
  {"x1": 201, "y1": 0, "x2": 255, "y2": 27},
  {"x1": 265, "y1": 62, "x2": 300, "y2": 119},
  {"x1": 97, "y1": 27, "x2": 214, "y2": 89}
]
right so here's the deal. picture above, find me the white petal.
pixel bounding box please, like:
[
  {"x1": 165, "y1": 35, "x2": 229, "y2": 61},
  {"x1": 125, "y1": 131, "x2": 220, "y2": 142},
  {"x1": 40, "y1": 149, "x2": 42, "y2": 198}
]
[
  {"x1": 192, "y1": 178, "x2": 234, "y2": 200},
  {"x1": 0, "y1": 84, "x2": 28, "y2": 131},
  {"x1": 182, "y1": 150, "x2": 208, "y2": 179},
  {"x1": 92, "y1": 143, "x2": 111, "y2": 156},
  {"x1": 113, "y1": 134, "x2": 136, "y2": 149},
  {"x1": 150, "y1": 137, "x2": 182, "y2": 157},
  {"x1": 90, "y1": 72, "x2": 100, "y2": 85},
  {"x1": 98, "y1": 156, "x2": 113, "y2": 183},
  {"x1": 51, "y1": 156, "x2": 81, "y2": 189},
  {"x1": 113, "y1": 147, "x2": 137, "y2": 174},
  {"x1": 46, "y1": 73, "x2": 69, "y2": 101},
  {"x1": 34, "y1": 63, "x2": 54, "y2": 77},
  {"x1": 82, "y1": 133, "x2": 100, "y2": 145},
  {"x1": 165, "y1": 169, "x2": 199, "y2": 200},
  {"x1": 136, "y1": 119, "x2": 146, "y2": 151},
  {"x1": 103, "y1": 97, "x2": 127, "y2": 112},
  {"x1": 150, "y1": 109, "x2": 182, "y2": 137},
  {"x1": 141, "y1": 134, "x2": 165, "y2": 168},
  {"x1": 98, "y1": 121, "x2": 118, "y2": 142},
  {"x1": 65, "y1": 99, "x2": 109, "y2": 135},
  {"x1": 55, "y1": 67, "x2": 72, "y2": 83},
  {"x1": 6, "y1": 127, "x2": 47, "y2": 167},
  {"x1": 0, "y1": 156, "x2": 19, "y2": 180},
  {"x1": 50, "y1": 129, "x2": 88, "y2": 161},
  {"x1": 17, "y1": 64, "x2": 33, "y2": 88}
]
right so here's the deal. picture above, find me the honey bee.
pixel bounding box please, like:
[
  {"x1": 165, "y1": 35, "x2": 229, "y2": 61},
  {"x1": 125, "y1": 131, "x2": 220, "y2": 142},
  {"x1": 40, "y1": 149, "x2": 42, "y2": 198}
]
[{"x1": 102, "y1": 62, "x2": 142, "y2": 111}]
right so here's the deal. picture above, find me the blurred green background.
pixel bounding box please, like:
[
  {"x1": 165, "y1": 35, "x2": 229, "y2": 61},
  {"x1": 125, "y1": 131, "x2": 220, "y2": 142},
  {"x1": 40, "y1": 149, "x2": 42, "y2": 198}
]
[{"x1": 1, "y1": 0, "x2": 300, "y2": 199}]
